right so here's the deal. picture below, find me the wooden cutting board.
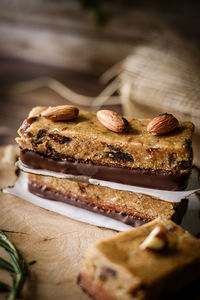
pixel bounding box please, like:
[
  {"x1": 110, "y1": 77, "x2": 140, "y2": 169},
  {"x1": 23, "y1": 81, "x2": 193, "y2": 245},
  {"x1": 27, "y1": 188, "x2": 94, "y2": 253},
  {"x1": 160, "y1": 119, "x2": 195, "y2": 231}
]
[{"x1": 0, "y1": 146, "x2": 115, "y2": 300}]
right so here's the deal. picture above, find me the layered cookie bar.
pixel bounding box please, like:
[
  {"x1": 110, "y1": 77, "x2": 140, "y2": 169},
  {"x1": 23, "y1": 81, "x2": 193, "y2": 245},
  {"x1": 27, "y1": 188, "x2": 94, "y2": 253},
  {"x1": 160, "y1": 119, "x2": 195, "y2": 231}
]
[
  {"x1": 16, "y1": 106, "x2": 194, "y2": 190},
  {"x1": 78, "y1": 219, "x2": 200, "y2": 300},
  {"x1": 28, "y1": 174, "x2": 187, "y2": 227}
]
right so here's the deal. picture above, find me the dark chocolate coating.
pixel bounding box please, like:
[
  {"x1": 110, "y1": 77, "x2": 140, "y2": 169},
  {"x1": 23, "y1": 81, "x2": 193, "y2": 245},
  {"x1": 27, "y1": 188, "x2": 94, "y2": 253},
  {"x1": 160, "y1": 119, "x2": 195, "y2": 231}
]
[{"x1": 20, "y1": 150, "x2": 189, "y2": 191}]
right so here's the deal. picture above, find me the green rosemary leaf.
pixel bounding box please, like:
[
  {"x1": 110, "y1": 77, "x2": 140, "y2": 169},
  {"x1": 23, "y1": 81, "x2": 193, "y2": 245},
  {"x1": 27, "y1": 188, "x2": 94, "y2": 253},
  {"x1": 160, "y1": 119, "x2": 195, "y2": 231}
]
[
  {"x1": 0, "y1": 240, "x2": 14, "y2": 253},
  {"x1": 0, "y1": 281, "x2": 10, "y2": 292},
  {"x1": 0, "y1": 231, "x2": 18, "y2": 259},
  {"x1": 7, "y1": 252, "x2": 21, "y2": 274},
  {"x1": 17, "y1": 261, "x2": 27, "y2": 296},
  {"x1": 0, "y1": 230, "x2": 28, "y2": 300},
  {"x1": 8, "y1": 275, "x2": 16, "y2": 300},
  {"x1": 0, "y1": 257, "x2": 15, "y2": 272}
]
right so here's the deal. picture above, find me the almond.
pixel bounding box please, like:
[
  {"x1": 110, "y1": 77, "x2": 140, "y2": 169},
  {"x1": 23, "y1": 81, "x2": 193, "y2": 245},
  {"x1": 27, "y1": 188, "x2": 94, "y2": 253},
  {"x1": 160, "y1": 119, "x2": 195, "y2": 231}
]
[
  {"x1": 140, "y1": 226, "x2": 168, "y2": 251},
  {"x1": 41, "y1": 105, "x2": 79, "y2": 121},
  {"x1": 147, "y1": 113, "x2": 178, "y2": 135},
  {"x1": 97, "y1": 110, "x2": 129, "y2": 133}
]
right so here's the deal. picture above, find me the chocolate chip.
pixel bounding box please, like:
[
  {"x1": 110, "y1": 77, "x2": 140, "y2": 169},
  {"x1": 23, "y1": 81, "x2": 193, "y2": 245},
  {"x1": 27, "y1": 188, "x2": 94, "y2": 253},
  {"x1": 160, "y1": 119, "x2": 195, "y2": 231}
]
[
  {"x1": 37, "y1": 129, "x2": 47, "y2": 140},
  {"x1": 48, "y1": 133, "x2": 72, "y2": 144},
  {"x1": 106, "y1": 151, "x2": 133, "y2": 162},
  {"x1": 121, "y1": 117, "x2": 129, "y2": 127},
  {"x1": 107, "y1": 144, "x2": 121, "y2": 151},
  {"x1": 99, "y1": 267, "x2": 117, "y2": 281},
  {"x1": 62, "y1": 136, "x2": 72, "y2": 144},
  {"x1": 147, "y1": 148, "x2": 159, "y2": 154},
  {"x1": 79, "y1": 185, "x2": 86, "y2": 194}
]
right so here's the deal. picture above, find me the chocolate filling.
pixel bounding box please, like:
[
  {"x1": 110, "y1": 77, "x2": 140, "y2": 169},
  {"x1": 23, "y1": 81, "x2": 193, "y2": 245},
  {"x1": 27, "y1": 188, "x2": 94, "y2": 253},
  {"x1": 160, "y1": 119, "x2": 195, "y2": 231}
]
[
  {"x1": 28, "y1": 182, "x2": 150, "y2": 227},
  {"x1": 20, "y1": 150, "x2": 189, "y2": 191}
]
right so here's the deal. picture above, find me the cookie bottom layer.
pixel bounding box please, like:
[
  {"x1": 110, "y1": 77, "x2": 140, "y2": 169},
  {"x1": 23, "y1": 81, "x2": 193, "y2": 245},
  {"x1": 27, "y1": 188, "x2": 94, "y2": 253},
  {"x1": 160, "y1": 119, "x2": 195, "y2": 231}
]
[
  {"x1": 28, "y1": 182, "x2": 151, "y2": 227},
  {"x1": 21, "y1": 150, "x2": 189, "y2": 191},
  {"x1": 28, "y1": 181, "x2": 187, "y2": 227}
]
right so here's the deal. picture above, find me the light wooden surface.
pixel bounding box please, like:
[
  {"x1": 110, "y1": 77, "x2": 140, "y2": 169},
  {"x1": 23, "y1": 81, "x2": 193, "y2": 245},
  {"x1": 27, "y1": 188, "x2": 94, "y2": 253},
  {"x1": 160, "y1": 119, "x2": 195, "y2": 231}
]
[{"x1": 0, "y1": 146, "x2": 115, "y2": 300}]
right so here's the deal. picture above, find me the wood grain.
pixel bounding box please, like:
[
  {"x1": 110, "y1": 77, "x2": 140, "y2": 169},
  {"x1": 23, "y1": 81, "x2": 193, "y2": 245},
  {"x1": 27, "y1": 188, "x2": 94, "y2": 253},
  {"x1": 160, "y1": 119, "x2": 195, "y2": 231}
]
[{"x1": 0, "y1": 146, "x2": 115, "y2": 300}]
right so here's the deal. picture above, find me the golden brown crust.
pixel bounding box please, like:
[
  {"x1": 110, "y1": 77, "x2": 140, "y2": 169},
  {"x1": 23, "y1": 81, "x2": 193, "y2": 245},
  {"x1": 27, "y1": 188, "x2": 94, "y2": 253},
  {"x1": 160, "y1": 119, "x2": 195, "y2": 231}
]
[
  {"x1": 16, "y1": 107, "x2": 194, "y2": 173},
  {"x1": 28, "y1": 174, "x2": 185, "y2": 222},
  {"x1": 79, "y1": 273, "x2": 115, "y2": 300},
  {"x1": 79, "y1": 219, "x2": 200, "y2": 300}
]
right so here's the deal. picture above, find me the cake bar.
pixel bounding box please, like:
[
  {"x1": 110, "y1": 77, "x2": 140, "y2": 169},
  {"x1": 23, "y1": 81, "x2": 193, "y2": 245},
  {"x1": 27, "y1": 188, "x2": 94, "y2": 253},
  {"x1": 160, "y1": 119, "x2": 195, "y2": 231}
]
[
  {"x1": 16, "y1": 107, "x2": 194, "y2": 191},
  {"x1": 78, "y1": 219, "x2": 200, "y2": 300},
  {"x1": 28, "y1": 174, "x2": 187, "y2": 227}
]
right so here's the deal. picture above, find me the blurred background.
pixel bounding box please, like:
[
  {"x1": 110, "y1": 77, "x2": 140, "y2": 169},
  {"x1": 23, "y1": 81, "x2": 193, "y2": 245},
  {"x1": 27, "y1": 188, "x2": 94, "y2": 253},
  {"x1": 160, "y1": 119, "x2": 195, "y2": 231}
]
[{"x1": 0, "y1": 0, "x2": 200, "y2": 164}]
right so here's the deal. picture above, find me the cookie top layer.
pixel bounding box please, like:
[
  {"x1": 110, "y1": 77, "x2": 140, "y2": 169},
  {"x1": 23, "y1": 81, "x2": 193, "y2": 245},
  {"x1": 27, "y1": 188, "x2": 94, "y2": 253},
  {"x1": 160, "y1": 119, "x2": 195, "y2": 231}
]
[
  {"x1": 19, "y1": 106, "x2": 194, "y2": 150},
  {"x1": 16, "y1": 107, "x2": 194, "y2": 174}
]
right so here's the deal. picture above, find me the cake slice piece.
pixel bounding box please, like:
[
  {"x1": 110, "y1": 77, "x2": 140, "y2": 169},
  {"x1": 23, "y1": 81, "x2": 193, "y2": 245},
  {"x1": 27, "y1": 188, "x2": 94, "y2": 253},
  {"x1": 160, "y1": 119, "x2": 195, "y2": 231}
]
[
  {"x1": 78, "y1": 219, "x2": 200, "y2": 300},
  {"x1": 28, "y1": 174, "x2": 187, "y2": 227},
  {"x1": 17, "y1": 106, "x2": 194, "y2": 190}
]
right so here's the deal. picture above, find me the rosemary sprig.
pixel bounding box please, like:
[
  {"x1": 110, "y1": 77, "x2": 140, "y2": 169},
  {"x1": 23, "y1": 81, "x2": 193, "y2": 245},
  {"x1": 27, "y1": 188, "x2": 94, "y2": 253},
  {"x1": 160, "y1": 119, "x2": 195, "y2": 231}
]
[{"x1": 0, "y1": 230, "x2": 28, "y2": 300}]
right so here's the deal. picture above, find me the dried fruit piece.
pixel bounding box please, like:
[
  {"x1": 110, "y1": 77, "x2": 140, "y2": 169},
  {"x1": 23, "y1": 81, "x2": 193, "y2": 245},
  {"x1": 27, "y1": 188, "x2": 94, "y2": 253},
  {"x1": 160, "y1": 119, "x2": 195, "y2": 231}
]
[
  {"x1": 140, "y1": 226, "x2": 168, "y2": 251},
  {"x1": 41, "y1": 105, "x2": 79, "y2": 121},
  {"x1": 147, "y1": 113, "x2": 178, "y2": 135},
  {"x1": 97, "y1": 110, "x2": 129, "y2": 133}
]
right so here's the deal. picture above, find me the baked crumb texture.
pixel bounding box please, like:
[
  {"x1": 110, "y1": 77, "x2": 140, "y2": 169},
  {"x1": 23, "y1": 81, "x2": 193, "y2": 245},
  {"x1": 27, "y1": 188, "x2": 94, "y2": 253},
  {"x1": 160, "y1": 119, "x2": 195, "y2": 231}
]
[{"x1": 17, "y1": 107, "x2": 194, "y2": 174}]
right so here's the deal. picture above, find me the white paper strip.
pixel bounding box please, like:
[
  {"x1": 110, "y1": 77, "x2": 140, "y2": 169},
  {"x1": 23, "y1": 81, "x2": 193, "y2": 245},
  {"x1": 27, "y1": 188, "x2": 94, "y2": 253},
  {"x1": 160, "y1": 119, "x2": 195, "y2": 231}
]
[
  {"x1": 18, "y1": 161, "x2": 89, "y2": 182},
  {"x1": 3, "y1": 172, "x2": 132, "y2": 232},
  {"x1": 3, "y1": 172, "x2": 200, "y2": 235},
  {"x1": 90, "y1": 168, "x2": 200, "y2": 203},
  {"x1": 18, "y1": 161, "x2": 200, "y2": 203}
]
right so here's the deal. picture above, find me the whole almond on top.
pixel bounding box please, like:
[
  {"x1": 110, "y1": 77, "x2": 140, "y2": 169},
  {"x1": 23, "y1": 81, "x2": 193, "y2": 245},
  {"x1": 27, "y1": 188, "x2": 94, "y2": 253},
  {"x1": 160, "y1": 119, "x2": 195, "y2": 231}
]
[
  {"x1": 147, "y1": 113, "x2": 178, "y2": 135},
  {"x1": 97, "y1": 110, "x2": 129, "y2": 133},
  {"x1": 140, "y1": 226, "x2": 168, "y2": 251},
  {"x1": 41, "y1": 105, "x2": 79, "y2": 121}
]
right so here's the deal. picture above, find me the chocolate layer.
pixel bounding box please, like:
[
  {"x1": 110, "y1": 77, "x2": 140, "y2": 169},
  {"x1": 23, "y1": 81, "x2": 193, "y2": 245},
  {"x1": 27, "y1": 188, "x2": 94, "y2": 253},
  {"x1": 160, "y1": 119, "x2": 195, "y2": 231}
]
[
  {"x1": 21, "y1": 150, "x2": 189, "y2": 191},
  {"x1": 28, "y1": 182, "x2": 150, "y2": 227}
]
